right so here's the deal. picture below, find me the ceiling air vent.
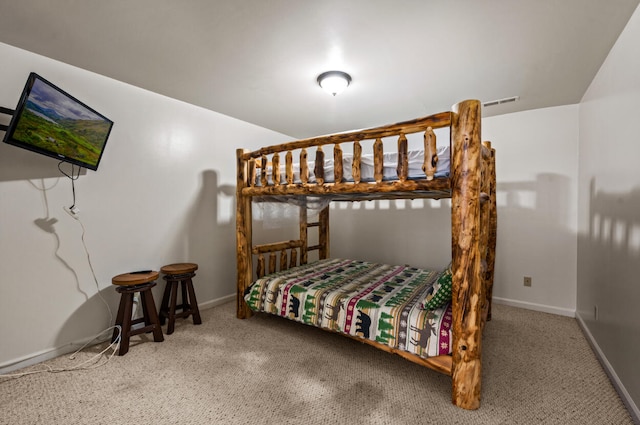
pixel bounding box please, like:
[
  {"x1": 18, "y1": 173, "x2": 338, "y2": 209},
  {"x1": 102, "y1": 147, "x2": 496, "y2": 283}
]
[{"x1": 483, "y1": 96, "x2": 520, "y2": 107}]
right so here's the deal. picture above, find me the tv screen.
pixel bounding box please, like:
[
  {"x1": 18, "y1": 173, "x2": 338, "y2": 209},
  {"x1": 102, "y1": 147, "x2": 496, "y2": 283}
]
[{"x1": 2, "y1": 72, "x2": 113, "y2": 171}]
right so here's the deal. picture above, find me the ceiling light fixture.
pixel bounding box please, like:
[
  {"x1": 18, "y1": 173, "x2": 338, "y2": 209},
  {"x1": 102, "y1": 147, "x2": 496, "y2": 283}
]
[{"x1": 317, "y1": 71, "x2": 352, "y2": 96}]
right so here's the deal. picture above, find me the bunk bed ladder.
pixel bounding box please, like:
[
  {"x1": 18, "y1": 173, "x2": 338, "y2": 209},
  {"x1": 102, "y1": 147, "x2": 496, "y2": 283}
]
[{"x1": 300, "y1": 203, "x2": 330, "y2": 263}]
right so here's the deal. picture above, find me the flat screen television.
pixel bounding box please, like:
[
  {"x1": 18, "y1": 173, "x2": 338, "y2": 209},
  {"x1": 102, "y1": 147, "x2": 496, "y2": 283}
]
[{"x1": 2, "y1": 72, "x2": 113, "y2": 171}]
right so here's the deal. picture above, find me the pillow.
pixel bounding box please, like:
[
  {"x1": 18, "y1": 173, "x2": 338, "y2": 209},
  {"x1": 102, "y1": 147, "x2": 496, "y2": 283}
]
[{"x1": 421, "y1": 265, "x2": 453, "y2": 310}]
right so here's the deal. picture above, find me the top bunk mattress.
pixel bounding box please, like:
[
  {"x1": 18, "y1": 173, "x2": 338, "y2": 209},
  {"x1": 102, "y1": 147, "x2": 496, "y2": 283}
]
[
  {"x1": 257, "y1": 146, "x2": 451, "y2": 185},
  {"x1": 244, "y1": 258, "x2": 452, "y2": 359}
]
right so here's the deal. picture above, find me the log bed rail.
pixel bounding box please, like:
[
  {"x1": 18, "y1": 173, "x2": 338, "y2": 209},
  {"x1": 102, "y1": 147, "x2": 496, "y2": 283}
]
[
  {"x1": 236, "y1": 99, "x2": 497, "y2": 410},
  {"x1": 239, "y1": 110, "x2": 455, "y2": 199}
]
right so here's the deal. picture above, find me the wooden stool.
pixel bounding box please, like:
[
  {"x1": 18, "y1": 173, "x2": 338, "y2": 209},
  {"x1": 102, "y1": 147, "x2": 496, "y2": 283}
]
[
  {"x1": 159, "y1": 263, "x2": 202, "y2": 335},
  {"x1": 111, "y1": 271, "x2": 164, "y2": 356}
]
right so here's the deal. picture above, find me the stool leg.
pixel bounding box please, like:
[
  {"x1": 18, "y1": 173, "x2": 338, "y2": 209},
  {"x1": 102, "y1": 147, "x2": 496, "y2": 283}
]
[
  {"x1": 167, "y1": 282, "x2": 178, "y2": 335},
  {"x1": 180, "y1": 281, "x2": 189, "y2": 312},
  {"x1": 118, "y1": 292, "x2": 134, "y2": 356},
  {"x1": 186, "y1": 279, "x2": 202, "y2": 325},
  {"x1": 112, "y1": 293, "x2": 127, "y2": 344},
  {"x1": 141, "y1": 288, "x2": 164, "y2": 343},
  {"x1": 159, "y1": 282, "x2": 172, "y2": 325},
  {"x1": 139, "y1": 291, "x2": 151, "y2": 328}
]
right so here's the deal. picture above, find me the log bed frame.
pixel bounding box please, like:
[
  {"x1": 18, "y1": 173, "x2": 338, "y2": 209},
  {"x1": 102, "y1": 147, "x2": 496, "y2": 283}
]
[{"x1": 236, "y1": 99, "x2": 497, "y2": 410}]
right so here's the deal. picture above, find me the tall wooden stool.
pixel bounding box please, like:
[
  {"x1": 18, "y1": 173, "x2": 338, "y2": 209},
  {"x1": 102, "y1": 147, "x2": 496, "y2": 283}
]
[
  {"x1": 159, "y1": 263, "x2": 202, "y2": 335},
  {"x1": 111, "y1": 271, "x2": 164, "y2": 356}
]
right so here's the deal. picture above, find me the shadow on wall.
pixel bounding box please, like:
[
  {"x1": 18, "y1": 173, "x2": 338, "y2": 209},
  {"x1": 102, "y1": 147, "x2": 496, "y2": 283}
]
[
  {"x1": 497, "y1": 173, "x2": 572, "y2": 224},
  {"x1": 329, "y1": 173, "x2": 575, "y2": 294},
  {"x1": 31, "y1": 180, "x2": 88, "y2": 300},
  {"x1": 193, "y1": 172, "x2": 577, "y2": 302},
  {"x1": 23, "y1": 169, "x2": 235, "y2": 354},
  {"x1": 328, "y1": 198, "x2": 452, "y2": 270},
  {"x1": 30, "y1": 169, "x2": 235, "y2": 353},
  {"x1": 21, "y1": 179, "x2": 120, "y2": 350},
  {"x1": 577, "y1": 179, "x2": 640, "y2": 409},
  {"x1": 168, "y1": 170, "x2": 236, "y2": 302},
  {"x1": 55, "y1": 285, "x2": 121, "y2": 350},
  {"x1": 0, "y1": 139, "x2": 86, "y2": 181},
  {"x1": 59, "y1": 169, "x2": 236, "y2": 351},
  {"x1": 493, "y1": 173, "x2": 575, "y2": 295}
]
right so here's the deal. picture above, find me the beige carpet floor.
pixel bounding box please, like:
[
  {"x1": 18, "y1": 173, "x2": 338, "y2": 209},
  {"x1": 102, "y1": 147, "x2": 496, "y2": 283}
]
[{"x1": 0, "y1": 301, "x2": 634, "y2": 424}]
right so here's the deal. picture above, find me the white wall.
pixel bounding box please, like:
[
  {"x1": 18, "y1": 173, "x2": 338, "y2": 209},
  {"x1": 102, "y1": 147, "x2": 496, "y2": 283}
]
[
  {"x1": 577, "y1": 4, "x2": 640, "y2": 418},
  {"x1": 0, "y1": 42, "x2": 287, "y2": 370},
  {"x1": 331, "y1": 105, "x2": 580, "y2": 316},
  {"x1": 483, "y1": 106, "x2": 579, "y2": 315}
]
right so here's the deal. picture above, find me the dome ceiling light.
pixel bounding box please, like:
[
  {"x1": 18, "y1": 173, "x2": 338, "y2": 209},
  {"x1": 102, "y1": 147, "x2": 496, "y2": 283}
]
[{"x1": 317, "y1": 71, "x2": 352, "y2": 96}]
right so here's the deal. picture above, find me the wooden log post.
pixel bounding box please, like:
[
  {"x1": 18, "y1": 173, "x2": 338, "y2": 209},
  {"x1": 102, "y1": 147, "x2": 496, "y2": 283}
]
[
  {"x1": 485, "y1": 143, "x2": 497, "y2": 320},
  {"x1": 423, "y1": 127, "x2": 438, "y2": 181},
  {"x1": 450, "y1": 99, "x2": 483, "y2": 410},
  {"x1": 373, "y1": 138, "x2": 384, "y2": 183},
  {"x1": 260, "y1": 155, "x2": 268, "y2": 187},
  {"x1": 315, "y1": 146, "x2": 325, "y2": 185},
  {"x1": 300, "y1": 205, "x2": 308, "y2": 264},
  {"x1": 256, "y1": 254, "x2": 265, "y2": 278},
  {"x1": 353, "y1": 141, "x2": 362, "y2": 184},
  {"x1": 268, "y1": 252, "x2": 277, "y2": 274},
  {"x1": 334, "y1": 144, "x2": 343, "y2": 183},
  {"x1": 272, "y1": 152, "x2": 280, "y2": 186},
  {"x1": 478, "y1": 145, "x2": 491, "y2": 323},
  {"x1": 397, "y1": 133, "x2": 408, "y2": 182},
  {"x1": 318, "y1": 205, "x2": 330, "y2": 259},
  {"x1": 249, "y1": 159, "x2": 256, "y2": 188},
  {"x1": 285, "y1": 151, "x2": 294, "y2": 185},
  {"x1": 236, "y1": 149, "x2": 254, "y2": 319},
  {"x1": 300, "y1": 148, "x2": 309, "y2": 185},
  {"x1": 280, "y1": 248, "x2": 288, "y2": 271}
]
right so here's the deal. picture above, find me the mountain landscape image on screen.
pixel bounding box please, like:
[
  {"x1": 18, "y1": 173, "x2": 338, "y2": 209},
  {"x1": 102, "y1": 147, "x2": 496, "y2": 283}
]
[{"x1": 12, "y1": 79, "x2": 111, "y2": 168}]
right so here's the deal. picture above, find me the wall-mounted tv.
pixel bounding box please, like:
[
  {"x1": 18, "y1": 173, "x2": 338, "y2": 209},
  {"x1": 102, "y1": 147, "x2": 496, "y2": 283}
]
[{"x1": 2, "y1": 72, "x2": 113, "y2": 171}]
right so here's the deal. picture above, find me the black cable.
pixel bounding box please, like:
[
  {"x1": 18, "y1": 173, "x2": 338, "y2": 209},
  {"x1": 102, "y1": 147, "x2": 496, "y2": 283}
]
[{"x1": 58, "y1": 161, "x2": 80, "y2": 209}]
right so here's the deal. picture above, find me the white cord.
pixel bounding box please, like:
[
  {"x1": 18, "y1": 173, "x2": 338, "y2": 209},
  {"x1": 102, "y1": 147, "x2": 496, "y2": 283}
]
[
  {"x1": 0, "y1": 196, "x2": 122, "y2": 379},
  {"x1": 0, "y1": 326, "x2": 121, "y2": 379},
  {"x1": 76, "y1": 216, "x2": 114, "y2": 326},
  {"x1": 63, "y1": 214, "x2": 120, "y2": 362}
]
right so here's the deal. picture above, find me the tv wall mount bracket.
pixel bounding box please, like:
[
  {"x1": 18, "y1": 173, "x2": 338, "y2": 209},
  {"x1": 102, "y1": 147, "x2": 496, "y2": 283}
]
[{"x1": 0, "y1": 106, "x2": 14, "y2": 131}]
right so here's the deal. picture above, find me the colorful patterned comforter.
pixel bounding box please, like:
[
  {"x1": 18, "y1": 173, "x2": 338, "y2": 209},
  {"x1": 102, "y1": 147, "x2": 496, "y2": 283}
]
[{"x1": 244, "y1": 258, "x2": 452, "y2": 358}]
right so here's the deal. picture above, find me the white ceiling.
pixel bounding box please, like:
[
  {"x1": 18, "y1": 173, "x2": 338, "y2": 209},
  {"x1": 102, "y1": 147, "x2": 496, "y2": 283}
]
[{"x1": 0, "y1": 1, "x2": 638, "y2": 138}]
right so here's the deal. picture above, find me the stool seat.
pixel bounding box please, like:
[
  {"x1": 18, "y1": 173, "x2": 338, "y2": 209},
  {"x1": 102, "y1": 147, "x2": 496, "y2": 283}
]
[
  {"x1": 160, "y1": 263, "x2": 198, "y2": 275},
  {"x1": 112, "y1": 271, "x2": 160, "y2": 286},
  {"x1": 111, "y1": 271, "x2": 164, "y2": 355},
  {"x1": 159, "y1": 262, "x2": 202, "y2": 334}
]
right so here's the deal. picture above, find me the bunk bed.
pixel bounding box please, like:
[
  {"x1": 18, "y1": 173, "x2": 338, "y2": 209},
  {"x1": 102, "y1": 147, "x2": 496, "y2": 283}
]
[{"x1": 236, "y1": 99, "x2": 497, "y2": 410}]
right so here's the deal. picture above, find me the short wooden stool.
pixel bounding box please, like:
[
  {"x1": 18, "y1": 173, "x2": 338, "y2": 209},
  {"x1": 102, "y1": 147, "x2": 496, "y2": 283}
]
[
  {"x1": 159, "y1": 263, "x2": 202, "y2": 335},
  {"x1": 111, "y1": 271, "x2": 164, "y2": 356}
]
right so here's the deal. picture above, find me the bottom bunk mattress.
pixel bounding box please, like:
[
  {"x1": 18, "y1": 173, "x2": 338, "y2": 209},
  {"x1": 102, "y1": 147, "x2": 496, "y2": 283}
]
[{"x1": 244, "y1": 258, "x2": 452, "y2": 358}]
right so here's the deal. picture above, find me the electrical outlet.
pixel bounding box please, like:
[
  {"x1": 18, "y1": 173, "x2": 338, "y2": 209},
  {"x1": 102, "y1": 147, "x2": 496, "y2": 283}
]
[
  {"x1": 64, "y1": 206, "x2": 80, "y2": 219},
  {"x1": 523, "y1": 276, "x2": 532, "y2": 287}
]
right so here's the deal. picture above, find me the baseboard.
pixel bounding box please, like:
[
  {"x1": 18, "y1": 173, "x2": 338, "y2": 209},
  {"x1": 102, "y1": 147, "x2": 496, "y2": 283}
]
[
  {"x1": 0, "y1": 331, "x2": 113, "y2": 374},
  {"x1": 492, "y1": 296, "x2": 576, "y2": 317},
  {"x1": 0, "y1": 293, "x2": 236, "y2": 375},
  {"x1": 576, "y1": 312, "x2": 640, "y2": 424},
  {"x1": 199, "y1": 293, "x2": 235, "y2": 310}
]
